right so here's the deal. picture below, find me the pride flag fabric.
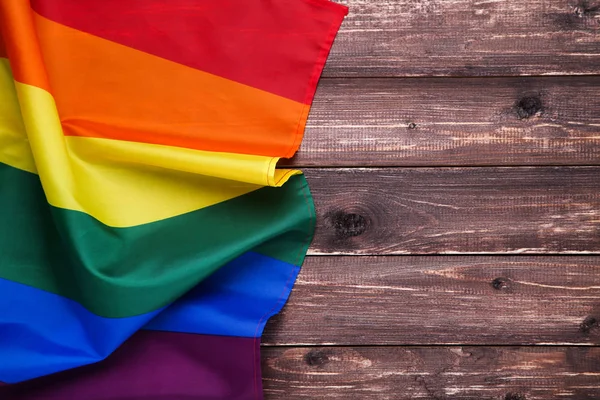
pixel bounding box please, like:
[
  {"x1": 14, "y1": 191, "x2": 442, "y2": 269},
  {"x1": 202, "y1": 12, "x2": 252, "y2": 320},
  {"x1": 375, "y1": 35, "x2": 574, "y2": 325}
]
[{"x1": 0, "y1": 1, "x2": 347, "y2": 399}]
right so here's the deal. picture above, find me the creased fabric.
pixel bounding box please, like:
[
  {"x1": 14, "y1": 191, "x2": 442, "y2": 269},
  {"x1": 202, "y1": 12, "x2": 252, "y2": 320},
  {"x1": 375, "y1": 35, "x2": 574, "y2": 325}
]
[{"x1": 0, "y1": 0, "x2": 347, "y2": 398}]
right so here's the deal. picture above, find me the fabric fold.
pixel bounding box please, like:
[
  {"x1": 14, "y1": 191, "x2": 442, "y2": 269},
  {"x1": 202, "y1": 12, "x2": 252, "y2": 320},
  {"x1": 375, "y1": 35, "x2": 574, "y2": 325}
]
[{"x1": 0, "y1": 0, "x2": 347, "y2": 398}]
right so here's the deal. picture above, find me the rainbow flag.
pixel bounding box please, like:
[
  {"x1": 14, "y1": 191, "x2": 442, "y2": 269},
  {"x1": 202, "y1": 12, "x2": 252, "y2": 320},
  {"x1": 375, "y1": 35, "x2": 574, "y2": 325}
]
[{"x1": 0, "y1": 1, "x2": 347, "y2": 398}]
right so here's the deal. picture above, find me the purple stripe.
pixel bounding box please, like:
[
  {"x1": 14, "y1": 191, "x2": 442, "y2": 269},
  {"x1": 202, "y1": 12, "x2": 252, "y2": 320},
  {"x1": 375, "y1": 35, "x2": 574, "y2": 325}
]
[{"x1": 0, "y1": 331, "x2": 262, "y2": 400}]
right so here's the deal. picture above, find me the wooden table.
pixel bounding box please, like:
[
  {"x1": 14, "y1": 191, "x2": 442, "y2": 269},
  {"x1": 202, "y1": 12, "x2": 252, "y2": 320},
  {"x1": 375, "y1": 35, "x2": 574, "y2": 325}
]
[{"x1": 262, "y1": 0, "x2": 600, "y2": 398}]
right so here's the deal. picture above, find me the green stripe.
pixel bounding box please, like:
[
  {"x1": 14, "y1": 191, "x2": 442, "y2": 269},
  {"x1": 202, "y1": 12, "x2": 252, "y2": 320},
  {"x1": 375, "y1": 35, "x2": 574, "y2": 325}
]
[{"x1": 0, "y1": 163, "x2": 314, "y2": 318}]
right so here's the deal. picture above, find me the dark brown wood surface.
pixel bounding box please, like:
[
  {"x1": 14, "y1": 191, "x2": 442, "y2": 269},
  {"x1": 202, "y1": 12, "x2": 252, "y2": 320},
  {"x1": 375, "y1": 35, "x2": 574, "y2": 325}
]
[
  {"x1": 262, "y1": 0, "x2": 600, "y2": 397},
  {"x1": 306, "y1": 167, "x2": 600, "y2": 254},
  {"x1": 322, "y1": 0, "x2": 600, "y2": 77},
  {"x1": 262, "y1": 346, "x2": 600, "y2": 399},
  {"x1": 287, "y1": 77, "x2": 600, "y2": 167},
  {"x1": 264, "y1": 257, "x2": 600, "y2": 345}
]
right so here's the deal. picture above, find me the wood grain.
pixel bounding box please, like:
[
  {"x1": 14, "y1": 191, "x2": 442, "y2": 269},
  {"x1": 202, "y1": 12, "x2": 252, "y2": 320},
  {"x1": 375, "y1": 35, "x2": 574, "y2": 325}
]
[
  {"x1": 263, "y1": 256, "x2": 600, "y2": 345},
  {"x1": 286, "y1": 77, "x2": 600, "y2": 167},
  {"x1": 304, "y1": 167, "x2": 600, "y2": 255},
  {"x1": 323, "y1": 0, "x2": 600, "y2": 77},
  {"x1": 264, "y1": 0, "x2": 600, "y2": 396},
  {"x1": 262, "y1": 346, "x2": 600, "y2": 399}
]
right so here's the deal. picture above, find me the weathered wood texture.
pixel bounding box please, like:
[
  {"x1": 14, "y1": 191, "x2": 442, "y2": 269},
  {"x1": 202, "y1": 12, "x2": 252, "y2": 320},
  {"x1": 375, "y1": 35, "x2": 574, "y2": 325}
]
[
  {"x1": 285, "y1": 77, "x2": 600, "y2": 167},
  {"x1": 265, "y1": 0, "x2": 600, "y2": 395},
  {"x1": 305, "y1": 167, "x2": 600, "y2": 255},
  {"x1": 262, "y1": 346, "x2": 600, "y2": 399},
  {"x1": 263, "y1": 256, "x2": 600, "y2": 345},
  {"x1": 323, "y1": 0, "x2": 600, "y2": 77}
]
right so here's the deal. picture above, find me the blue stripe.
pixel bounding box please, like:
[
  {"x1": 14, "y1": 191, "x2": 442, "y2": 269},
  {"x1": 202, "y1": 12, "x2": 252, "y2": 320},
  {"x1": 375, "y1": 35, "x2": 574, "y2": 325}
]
[
  {"x1": 0, "y1": 278, "x2": 160, "y2": 383},
  {"x1": 144, "y1": 251, "x2": 300, "y2": 337},
  {"x1": 0, "y1": 252, "x2": 299, "y2": 383}
]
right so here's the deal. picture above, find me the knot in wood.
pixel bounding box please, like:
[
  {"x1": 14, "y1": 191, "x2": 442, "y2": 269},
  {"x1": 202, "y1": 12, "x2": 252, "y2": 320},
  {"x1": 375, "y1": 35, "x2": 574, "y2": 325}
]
[
  {"x1": 515, "y1": 96, "x2": 543, "y2": 119},
  {"x1": 407, "y1": 122, "x2": 417, "y2": 130},
  {"x1": 579, "y1": 316, "x2": 598, "y2": 334},
  {"x1": 505, "y1": 394, "x2": 526, "y2": 400},
  {"x1": 574, "y1": 1, "x2": 600, "y2": 17},
  {"x1": 329, "y1": 211, "x2": 367, "y2": 238},
  {"x1": 305, "y1": 350, "x2": 329, "y2": 367},
  {"x1": 492, "y1": 277, "x2": 511, "y2": 291}
]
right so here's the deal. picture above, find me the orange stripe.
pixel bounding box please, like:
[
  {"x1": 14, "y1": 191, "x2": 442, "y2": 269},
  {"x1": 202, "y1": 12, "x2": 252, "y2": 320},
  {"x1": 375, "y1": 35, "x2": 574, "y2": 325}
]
[
  {"x1": 0, "y1": 1, "x2": 50, "y2": 91},
  {"x1": 31, "y1": 0, "x2": 348, "y2": 103},
  {"x1": 33, "y1": 12, "x2": 309, "y2": 158}
]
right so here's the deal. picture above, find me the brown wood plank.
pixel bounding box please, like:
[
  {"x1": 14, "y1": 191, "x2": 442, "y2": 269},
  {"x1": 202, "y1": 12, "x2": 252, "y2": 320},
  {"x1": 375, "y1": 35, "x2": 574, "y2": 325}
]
[
  {"x1": 263, "y1": 256, "x2": 600, "y2": 345},
  {"x1": 305, "y1": 167, "x2": 600, "y2": 255},
  {"x1": 323, "y1": 0, "x2": 600, "y2": 77},
  {"x1": 262, "y1": 346, "x2": 600, "y2": 399},
  {"x1": 286, "y1": 77, "x2": 600, "y2": 167}
]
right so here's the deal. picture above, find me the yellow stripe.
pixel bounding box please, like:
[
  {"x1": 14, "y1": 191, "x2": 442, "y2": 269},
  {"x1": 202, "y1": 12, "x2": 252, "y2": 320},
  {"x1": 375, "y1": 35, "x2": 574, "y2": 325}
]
[
  {"x1": 0, "y1": 58, "x2": 36, "y2": 173},
  {"x1": 0, "y1": 58, "x2": 300, "y2": 227},
  {"x1": 66, "y1": 137, "x2": 300, "y2": 188}
]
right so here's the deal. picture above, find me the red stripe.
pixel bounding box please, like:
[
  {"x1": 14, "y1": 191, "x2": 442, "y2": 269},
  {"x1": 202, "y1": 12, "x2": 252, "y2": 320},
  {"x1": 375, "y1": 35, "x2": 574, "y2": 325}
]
[{"x1": 31, "y1": 0, "x2": 347, "y2": 104}]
